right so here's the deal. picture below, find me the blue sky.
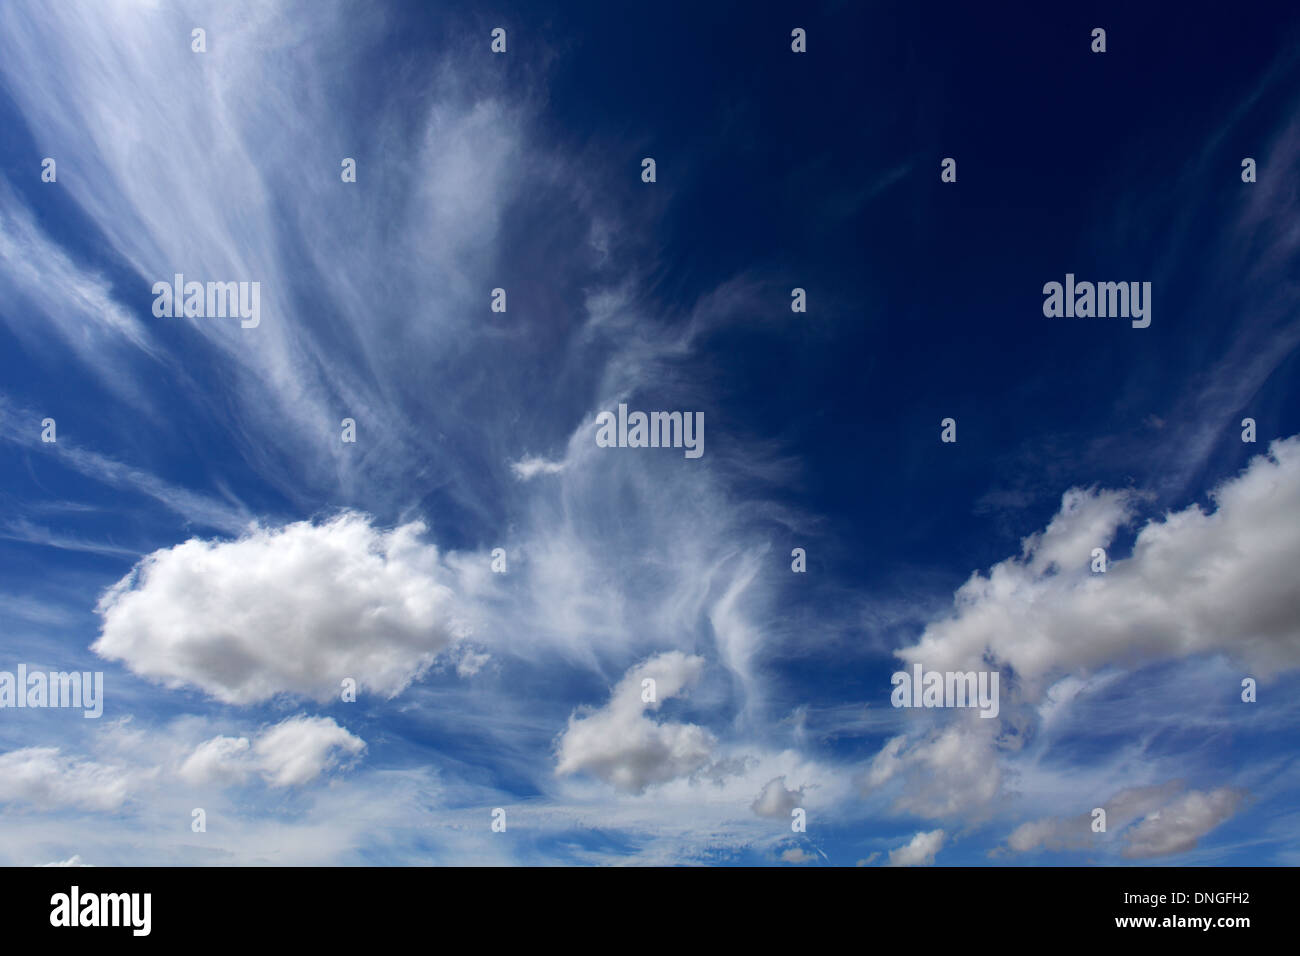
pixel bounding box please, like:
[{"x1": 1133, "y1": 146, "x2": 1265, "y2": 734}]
[{"x1": 1, "y1": 0, "x2": 1299, "y2": 866}]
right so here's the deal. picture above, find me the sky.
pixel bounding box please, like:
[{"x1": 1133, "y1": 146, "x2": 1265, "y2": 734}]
[{"x1": 1, "y1": 0, "x2": 1299, "y2": 867}]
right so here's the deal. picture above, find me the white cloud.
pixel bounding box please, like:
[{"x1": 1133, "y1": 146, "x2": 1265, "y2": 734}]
[
  {"x1": 862, "y1": 721, "x2": 1002, "y2": 819},
  {"x1": 251, "y1": 715, "x2": 366, "y2": 788},
  {"x1": 886, "y1": 829, "x2": 946, "y2": 867},
  {"x1": 555, "y1": 652, "x2": 715, "y2": 794},
  {"x1": 509, "y1": 455, "x2": 567, "y2": 480},
  {"x1": 93, "y1": 512, "x2": 467, "y2": 704},
  {"x1": 900, "y1": 437, "x2": 1300, "y2": 694},
  {"x1": 1005, "y1": 816, "x2": 1092, "y2": 855},
  {"x1": 751, "y1": 776, "x2": 803, "y2": 818},
  {"x1": 779, "y1": 847, "x2": 817, "y2": 864},
  {"x1": 0, "y1": 747, "x2": 134, "y2": 811},
  {"x1": 38, "y1": 855, "x2": 92, "y2": 867},
  {"x1": 1001, "y1": 782, "x2": 1246, "y2": 861},
  {"x1": 865, "y1": 439, "x2": 1300, "y2": 832},
  {"x1": 1121, "y1": 787, "x2": 1245, "y2": 859},
  {"x1": 454, "y1": 648, "x2": 492, "y2": 678},
  {"x1": 180, "y1": 715, "x2": 364, "y2": 789},
  {"x1": 1004, "y1": 782, "x2": 1182, "y2": 855},
  {"x1": 178, "y1": 735, "x2": 253, "y2": 787}
]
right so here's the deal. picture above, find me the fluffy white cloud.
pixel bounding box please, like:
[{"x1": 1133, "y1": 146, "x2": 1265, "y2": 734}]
[
  {"x1": 179, "y1": 735, "x2": 253, "y2": 787},
  {"x1": 779, "y1": 847, "x2": 817, "y2": 864},
  {"x1": 179, "y1": 715, "x2": 365, "y2": 788},
  {"x1": 93, "y1": 513, "x2": 467, "y2": 704},
  {"x1": 1001, "y1": 782, "x2": 1245, "y2": 860},
  {"x1": 862, "y1": 721, "x2": 1002, "y2": 819},
  {"x1": 1121, "y1": 787, "x2": 1245, "y2": 859},
  {"x1": 887, "y1": 829, "x2": 946, "y2": 867},
  {"x1": 1005, "y1": 815, "x2": 1093, "y2": 855},
  {"x1": 866, "y1": 440, "x2": 1300, "y2": 833},
  {"x1": 555, "y1": 652, "x2": 715, "y2": 794},
  {"x1": 0, "y1": 747, "x2": 135, "y2": 811},
  {"x1": 253, "y1": 716, "x2": 366, "y2": 787},
  {"x1": 752, "y1": 776, "x2": 804, "y2": 818},
  {"x1": 900, "y1": 437, "x2": 1300, "y2": 693},
  {"x1": 38, "y1": 855, "x2": 92, "y2": 867},
  {"x1": 1004, "y1": 782, "x2": 1182, "y2": 854}
]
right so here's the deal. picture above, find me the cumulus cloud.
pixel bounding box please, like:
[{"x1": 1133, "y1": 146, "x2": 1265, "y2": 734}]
[
  {"x1": 866, "y1": 439, "x2": 1300, "y2": 832},
  {"x1": 779, "y1": 847, "x2": 817, "y2": 864},
  {"x1": 862, "y1": 721, "x2": 1002, "y2": 819},
  {"x1": 1004, "y1": 782, "x2": 1182, "y2": 854},
  {"x1": 1004, "y1": 815, "x2": 1095, "y2": 855},
  {"x1": 1001, "y1": 782, "x2": 1245, "y2": 860},
  {"x1": 1121, "y1": 787, "x2": 1245, "y2": 859},
  {"x1": 886, "y1": 829, "x2": 946, "y2": 867},
  {"x1": 179, "y1": 715, "x2": 365, "y2": 788},
  {"x1": 93, "y1": 512, "x2": 467, "y2": 705},
  {"x1": 900, "y1": 437, "x2": 1300, "y2": 694},
  {"x1": 38, "y1": 855, "x2": 92, "y2": 867},
  {"x1": 179, "y1": 735, "x2": 253, "y2": 787},
  {"x1": 752, "y1": 776, "x2": 804, "y2": 818},
  {"x1": 0, "y1": 748, "x2": 134, "y2": 811},
  {"x1": 555, "y1": 652, "x2": 715, "y2": 794}
]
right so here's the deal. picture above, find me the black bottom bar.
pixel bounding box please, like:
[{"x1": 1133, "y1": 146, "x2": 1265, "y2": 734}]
[{"x1": 0, "y1": 866, "x2": 1277, "y2": 942}]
